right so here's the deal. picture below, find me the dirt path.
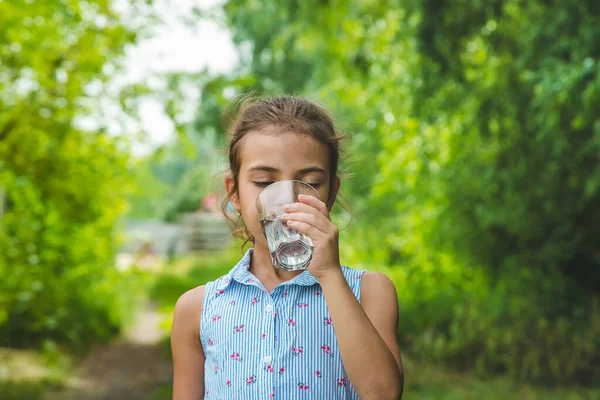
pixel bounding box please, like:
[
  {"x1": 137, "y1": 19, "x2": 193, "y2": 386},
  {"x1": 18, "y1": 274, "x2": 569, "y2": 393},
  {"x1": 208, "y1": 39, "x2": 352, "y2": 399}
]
[{"x1": 48, "y1": 302, "x2": 172, "y2": 400}]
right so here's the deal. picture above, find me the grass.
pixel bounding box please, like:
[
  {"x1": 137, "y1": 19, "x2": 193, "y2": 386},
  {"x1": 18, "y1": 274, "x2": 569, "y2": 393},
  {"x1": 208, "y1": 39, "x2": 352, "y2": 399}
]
[
  {"x1": 0, "y1": 259, "x2": 163, "y2": 400},
  {"x1": 148, "y1": 249, "x2": 600, "y2": 400},
  {"x1": 0, "y1": 250, "x2": 238, "y2": 400},
  {"x1": 405, "y1": 357, "x2": 599, "y2": 400},
  {"x1": 0, "y1": 381, "x2": 45, "y2": 400},
  {"x1": 0, "y1": 347, "x2": 66, "y2": 400}
]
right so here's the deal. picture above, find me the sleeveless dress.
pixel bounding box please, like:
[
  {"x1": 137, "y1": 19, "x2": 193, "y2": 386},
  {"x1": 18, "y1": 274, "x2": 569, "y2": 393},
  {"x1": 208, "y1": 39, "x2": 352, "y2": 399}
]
[{"x1": 201, "y1": 249, "x2": 365, "y2": 399}]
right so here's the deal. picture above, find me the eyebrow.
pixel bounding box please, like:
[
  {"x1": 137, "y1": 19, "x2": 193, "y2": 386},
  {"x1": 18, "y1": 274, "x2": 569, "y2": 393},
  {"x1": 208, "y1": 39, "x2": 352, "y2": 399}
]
[{"x1": 247, "y1": 165, "x2": 327, "y2": 175}]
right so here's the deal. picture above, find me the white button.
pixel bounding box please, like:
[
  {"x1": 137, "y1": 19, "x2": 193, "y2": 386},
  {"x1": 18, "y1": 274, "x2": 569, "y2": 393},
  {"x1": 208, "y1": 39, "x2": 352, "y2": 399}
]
[
  {"x1": 265, "y1": 304, "x2": 273, "y2": 313},
  {"x1": 263, "y1": 355, "x2": 272, "y2": 363}
]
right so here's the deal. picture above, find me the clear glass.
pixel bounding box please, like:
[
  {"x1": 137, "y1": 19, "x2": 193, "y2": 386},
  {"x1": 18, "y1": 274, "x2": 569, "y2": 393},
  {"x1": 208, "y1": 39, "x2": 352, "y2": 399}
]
[{"x1": 256, "y1": 180, "x2": 320, "y2": 271}]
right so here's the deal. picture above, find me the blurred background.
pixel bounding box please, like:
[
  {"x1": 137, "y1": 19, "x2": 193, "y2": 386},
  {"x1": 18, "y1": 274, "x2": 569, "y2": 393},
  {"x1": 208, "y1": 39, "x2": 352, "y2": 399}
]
[{"x1": 1, "y1": 0, "x2": 599, "y2": 399}]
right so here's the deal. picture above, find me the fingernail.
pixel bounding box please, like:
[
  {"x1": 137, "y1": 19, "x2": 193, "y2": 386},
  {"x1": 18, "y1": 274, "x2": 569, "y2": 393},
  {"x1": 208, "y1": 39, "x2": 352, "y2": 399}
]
[{"x1": 283, "y1": 204, "x2": 292, "y2": 211}]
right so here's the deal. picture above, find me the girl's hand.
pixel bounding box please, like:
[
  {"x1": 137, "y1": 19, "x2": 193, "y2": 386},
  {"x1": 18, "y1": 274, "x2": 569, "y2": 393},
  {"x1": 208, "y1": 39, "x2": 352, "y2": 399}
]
[{"x1": 281, "y1": 194, "x2": 342, "y2": 281}]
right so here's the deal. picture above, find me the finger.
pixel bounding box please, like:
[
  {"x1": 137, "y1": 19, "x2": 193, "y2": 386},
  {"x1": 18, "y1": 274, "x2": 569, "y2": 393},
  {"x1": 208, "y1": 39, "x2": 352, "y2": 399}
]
[
  {"x1": 298, "y1": 194, "x2": 329, "y2": 217},
  {"x1": 282, "y1": 204, "x2": 331, "y2": 228},
  {"x1": 282, "y1": 212, "x2": 329, "y2": 234},
  {"x1": 283, "y1": 200, "x2": 330, "y2": 221},
  {"x1": 285, "y1": 219, "x2": 322, "y2": 238}
]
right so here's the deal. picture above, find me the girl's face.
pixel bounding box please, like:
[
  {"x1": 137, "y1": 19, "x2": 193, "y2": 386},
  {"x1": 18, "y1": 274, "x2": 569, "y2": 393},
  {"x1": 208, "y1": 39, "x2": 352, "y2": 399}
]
[{"x1": 225, "y1": 126, "x2": 339, "y2": 250}]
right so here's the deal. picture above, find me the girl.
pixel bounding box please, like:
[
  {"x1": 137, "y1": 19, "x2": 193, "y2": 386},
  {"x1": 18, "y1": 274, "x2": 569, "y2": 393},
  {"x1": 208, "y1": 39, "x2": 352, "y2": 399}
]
[{"x1": 171, "y1": 96, "x2": 403, "y2": 400}]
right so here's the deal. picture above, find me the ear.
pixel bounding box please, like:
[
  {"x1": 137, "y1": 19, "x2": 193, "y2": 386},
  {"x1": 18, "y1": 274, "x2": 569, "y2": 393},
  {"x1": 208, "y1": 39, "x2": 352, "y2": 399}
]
[
  {"x1": 224, "y1": 174, "x2": 241, "y2": 212},
  {"x1": 327, "y1": 176, "x2": 341, "y2": 211}
]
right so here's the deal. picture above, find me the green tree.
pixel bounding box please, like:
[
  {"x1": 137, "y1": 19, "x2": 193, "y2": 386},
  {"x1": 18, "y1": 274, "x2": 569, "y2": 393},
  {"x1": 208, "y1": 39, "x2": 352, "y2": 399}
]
[{"x1": 0, "y1": 0, "x2": 153, "y2": 350}]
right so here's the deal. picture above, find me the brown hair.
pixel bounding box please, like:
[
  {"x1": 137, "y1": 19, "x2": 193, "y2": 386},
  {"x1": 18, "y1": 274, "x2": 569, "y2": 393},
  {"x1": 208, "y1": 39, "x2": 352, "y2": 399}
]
[{"x1": 222, "y1": 95, "x2": 346, "y2": 247}]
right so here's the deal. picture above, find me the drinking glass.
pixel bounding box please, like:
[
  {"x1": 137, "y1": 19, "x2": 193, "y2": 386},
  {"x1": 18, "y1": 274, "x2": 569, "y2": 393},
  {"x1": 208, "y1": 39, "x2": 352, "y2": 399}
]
[{"x1": 256, "y1": 180, "x2": 320, "y2": 271}]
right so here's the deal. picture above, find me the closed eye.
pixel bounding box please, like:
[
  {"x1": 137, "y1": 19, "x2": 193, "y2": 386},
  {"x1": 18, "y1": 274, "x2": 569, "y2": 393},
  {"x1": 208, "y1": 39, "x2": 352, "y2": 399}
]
[
  {"x1": 304, "y1": 183, "x2": 321, "y2": 189},
  {"x1": 253, "y1": 181, "x2": 274, "y2": 187}
]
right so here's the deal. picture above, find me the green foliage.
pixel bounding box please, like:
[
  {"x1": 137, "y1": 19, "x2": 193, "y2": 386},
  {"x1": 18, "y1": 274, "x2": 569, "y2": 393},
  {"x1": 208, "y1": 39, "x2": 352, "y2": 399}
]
[
  {"x1": 127, "y1": 129, "x2": 225, "y2": 222},
  {"x1": 127, "y1": 157, "x2": 171, "y2": 220},
  {"x1": 372, "y1": 0, "x2": 600, "y2": 382},
  {"x1": 406, "y1": 0, "x2": 600, "y2": 291},
  {"x1": 0, "y1": 0, "x2": 153, "y2": 350},
  {"x1": 162, "y1": 162, "x2": 215, "y2": 222}
]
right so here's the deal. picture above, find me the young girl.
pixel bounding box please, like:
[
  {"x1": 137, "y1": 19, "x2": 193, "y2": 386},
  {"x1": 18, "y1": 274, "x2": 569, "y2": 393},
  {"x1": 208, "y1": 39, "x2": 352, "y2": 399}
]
[{"x1": 171, "y1": 96, "x2": 404, "y2": 400}]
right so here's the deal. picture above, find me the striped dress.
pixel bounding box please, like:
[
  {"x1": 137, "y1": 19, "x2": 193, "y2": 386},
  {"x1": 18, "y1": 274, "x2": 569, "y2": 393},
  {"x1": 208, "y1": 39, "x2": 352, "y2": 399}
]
[{"x1": 201, "y1": 249, "x2": 365, "y2": 399}]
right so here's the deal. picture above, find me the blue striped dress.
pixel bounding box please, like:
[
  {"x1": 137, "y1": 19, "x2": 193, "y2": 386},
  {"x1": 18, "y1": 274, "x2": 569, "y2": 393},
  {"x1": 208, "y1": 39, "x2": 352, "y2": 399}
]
[{"x1": 201, "y1": 249, "x2": 365, "y2": 399}]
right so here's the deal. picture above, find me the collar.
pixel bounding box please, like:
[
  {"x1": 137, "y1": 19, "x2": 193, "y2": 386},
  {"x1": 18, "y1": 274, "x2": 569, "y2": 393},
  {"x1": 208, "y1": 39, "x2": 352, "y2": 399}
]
[{"x1": 214, "y1": 248, "x2": 319, "y2": 291}]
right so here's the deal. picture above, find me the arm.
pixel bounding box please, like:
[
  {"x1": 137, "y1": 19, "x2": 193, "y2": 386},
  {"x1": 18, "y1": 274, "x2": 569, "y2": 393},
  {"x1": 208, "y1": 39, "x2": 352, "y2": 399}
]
[
  {"x1": 283, "y1": 194, "x2": 403, "y2": 399},
  {"x1": 171, "y1": 285, "x2": 206, "y2": 400},
  {"x1": 319, "y1": 271, "x2": 403, "y2": 400}
]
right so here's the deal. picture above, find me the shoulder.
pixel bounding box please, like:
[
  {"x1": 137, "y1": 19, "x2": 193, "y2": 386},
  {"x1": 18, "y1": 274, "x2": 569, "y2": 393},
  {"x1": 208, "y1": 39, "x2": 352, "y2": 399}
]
[
  {"x1": 360, "y1": 271, "x2": 398, "y2": 306},
  {"x1": 173, "y1": 285, "x2": 206, "y2": 331},
  {"x1": 175, "y1": 284, "x2": 207, "y2": 309}
]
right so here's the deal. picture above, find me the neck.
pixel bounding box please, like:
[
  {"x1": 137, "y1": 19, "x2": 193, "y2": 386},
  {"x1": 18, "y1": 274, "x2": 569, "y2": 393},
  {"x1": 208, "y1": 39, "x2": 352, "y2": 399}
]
[{"x1": 250, "y1": 243, "x2": 303, "y2": 290}]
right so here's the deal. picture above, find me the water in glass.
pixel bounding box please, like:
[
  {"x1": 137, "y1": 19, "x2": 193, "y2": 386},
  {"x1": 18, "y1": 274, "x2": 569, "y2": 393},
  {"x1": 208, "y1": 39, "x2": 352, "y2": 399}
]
[{"x1": 260, "y1": 215, "x2": 313, "y2": 271}]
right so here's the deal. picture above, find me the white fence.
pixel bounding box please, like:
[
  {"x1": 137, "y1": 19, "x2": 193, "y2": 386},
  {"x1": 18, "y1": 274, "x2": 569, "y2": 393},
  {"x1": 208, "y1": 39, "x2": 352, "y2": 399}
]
[
  {"x1": 180, "y1": 212, "x2": 231, "y2": 251},
  {"x1": 118, "y1": 214, "x2": 231, "y2": 268}
]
